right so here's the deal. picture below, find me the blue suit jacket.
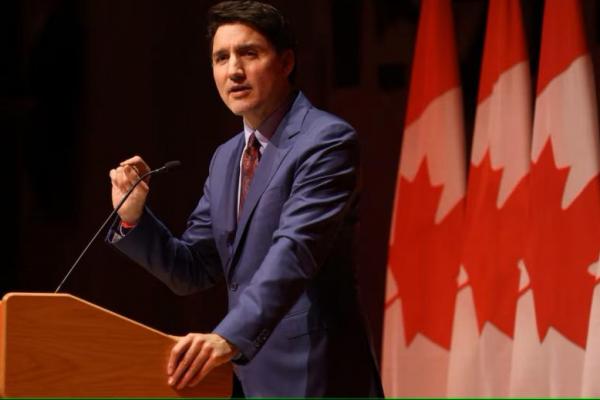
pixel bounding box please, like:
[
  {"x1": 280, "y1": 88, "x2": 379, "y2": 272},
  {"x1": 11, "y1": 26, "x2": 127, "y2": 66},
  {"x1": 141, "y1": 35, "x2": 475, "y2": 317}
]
[{"x1": 110, "y1": 92, "x2": 383, "y2": 396}]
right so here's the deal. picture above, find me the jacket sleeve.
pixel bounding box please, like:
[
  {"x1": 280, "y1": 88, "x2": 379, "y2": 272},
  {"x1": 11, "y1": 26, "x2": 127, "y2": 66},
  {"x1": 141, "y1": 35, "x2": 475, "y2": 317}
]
[
  {"x1": 107, "y1": 153, "x2": 224, "y2": 295},
  {"x1": 213, "y1": 120, "x2": 359, "y2": 361}
]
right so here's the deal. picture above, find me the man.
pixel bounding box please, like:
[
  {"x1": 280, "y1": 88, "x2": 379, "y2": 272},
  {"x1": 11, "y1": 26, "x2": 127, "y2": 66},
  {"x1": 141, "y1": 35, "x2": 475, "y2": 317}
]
[{"x1": 108, "y1": 1, "x2": 383, "y2": 397}]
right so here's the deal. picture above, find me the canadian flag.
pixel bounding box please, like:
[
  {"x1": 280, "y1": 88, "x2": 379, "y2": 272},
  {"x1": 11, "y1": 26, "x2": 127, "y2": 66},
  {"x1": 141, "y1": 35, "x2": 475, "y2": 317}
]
[
  {"x1": 381, "y1": 0, "x2": 466, "y2": 396},
  {"x1": 510, "y1": 0, "x2": 600, "y2": 396},
  {"x1": 446, "y1": 0, "x2": 531, "y2": 396}
]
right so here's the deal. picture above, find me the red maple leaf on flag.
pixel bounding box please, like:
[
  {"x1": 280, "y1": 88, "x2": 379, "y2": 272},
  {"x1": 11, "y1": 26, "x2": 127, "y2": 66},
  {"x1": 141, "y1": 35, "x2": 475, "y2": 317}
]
[
  {"x1": 387, "y1": 158, "x2": 464, "y2": 350},
  {"x1": 462, "y1": 152, "x2": 528, "y2": 338},
  {"x1": 526, "y1": 138, "x2": 600, "y2": 348}
]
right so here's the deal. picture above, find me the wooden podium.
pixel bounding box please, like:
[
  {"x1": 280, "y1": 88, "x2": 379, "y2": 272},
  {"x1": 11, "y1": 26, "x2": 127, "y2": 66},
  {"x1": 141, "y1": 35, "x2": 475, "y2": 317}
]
[{"x1": 0, "y1": 293, "x2": 232, "y2": 397}]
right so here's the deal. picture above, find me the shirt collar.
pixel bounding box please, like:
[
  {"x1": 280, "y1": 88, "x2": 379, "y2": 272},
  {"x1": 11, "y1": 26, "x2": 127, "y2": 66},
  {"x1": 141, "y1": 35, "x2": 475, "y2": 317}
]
[{"x1": 243, "y1": 93, "x2": 295, "y2": 149}]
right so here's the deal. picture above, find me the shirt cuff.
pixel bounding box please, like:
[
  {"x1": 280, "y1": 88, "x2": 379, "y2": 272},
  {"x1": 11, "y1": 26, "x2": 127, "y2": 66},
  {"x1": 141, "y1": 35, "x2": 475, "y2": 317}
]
[{"x1": 118, "y1": 221, "x2": 135, "y2": 236}]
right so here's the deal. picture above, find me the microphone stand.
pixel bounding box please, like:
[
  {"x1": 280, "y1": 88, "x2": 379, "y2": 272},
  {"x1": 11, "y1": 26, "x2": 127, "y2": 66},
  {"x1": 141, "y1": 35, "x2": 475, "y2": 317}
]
[{"x1": 55, "y1": 161, "x2": 180, "y2": 293}]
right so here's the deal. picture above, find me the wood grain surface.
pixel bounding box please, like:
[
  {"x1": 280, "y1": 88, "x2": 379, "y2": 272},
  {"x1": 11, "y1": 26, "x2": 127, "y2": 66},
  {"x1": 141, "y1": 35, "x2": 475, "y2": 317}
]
[{"x1": 0, "y1": 293, "x2": 231, "y2": 397}]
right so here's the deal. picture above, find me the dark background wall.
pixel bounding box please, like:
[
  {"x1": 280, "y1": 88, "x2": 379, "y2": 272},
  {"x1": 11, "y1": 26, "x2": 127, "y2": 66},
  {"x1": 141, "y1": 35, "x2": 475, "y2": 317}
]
[{"x1": 2, "y1": 0, "x2": 600, "y2": 362}]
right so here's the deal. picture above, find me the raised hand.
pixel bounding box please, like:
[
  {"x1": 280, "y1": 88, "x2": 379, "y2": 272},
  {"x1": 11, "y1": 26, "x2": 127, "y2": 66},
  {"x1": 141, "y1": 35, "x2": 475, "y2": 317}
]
[{"x1": 109, "y1": 155, "x2": 152, "y2": 225}]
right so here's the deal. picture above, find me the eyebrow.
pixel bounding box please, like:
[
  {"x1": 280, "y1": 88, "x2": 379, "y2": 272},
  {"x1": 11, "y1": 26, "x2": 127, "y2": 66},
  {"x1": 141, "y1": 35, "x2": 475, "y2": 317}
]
[
  {"x1": 212, "y1": 42, "x2": 265, "y2": 59},
  {"x1": 236, "y1": 43, "x2": 262, "y2": 52}
]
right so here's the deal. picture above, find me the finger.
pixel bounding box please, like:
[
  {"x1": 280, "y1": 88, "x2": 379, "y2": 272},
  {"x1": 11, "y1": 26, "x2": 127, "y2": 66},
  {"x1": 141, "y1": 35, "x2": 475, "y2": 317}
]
[
  {"x1": 122, "y1": 166, "x2": 149, "y2": 194},
  {"x1": 178, "y1": 346, "x2": 211, "y2": 390},
  {"x1": 120, "y1": 155, "x2": 151, "y2": 175},
  {"x1": 169, "y1": 339, "x2": 201, "y2": 387},
  {"x1": 110, "y1": 167, "x2": 129, "y2": 188},
  {"x1": 116, "y1": 166, "x2": 140, "y2": 192},
  {"x1": 190, "y1": 353, "x2": 220, "y2": 387},
  {"x1": 122, "y1": 160, "x2": 151, "y2": 184},
  {"x1": 168, "y1": 336, "x2": 191, "y2": 376},
  {"x1": 112, "y1": 166, "x2": 128, "y2": 191},
  {"x1": 128, "y1": 164, "x2": 140, "y2": 177},
  {"x1": 170, "y1": 345, "x2": 200, "y2": 388},
  {"x1": 138, "y1": 179, "x2": 149, "y2": 192},
  {"x1": 123, "y1": 165, "x2": 141, "y2": 181}
]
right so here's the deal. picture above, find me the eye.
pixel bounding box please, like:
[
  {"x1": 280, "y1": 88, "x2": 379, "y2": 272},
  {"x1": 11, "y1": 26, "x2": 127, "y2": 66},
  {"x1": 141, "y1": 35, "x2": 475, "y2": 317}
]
[{"x1": 213, "y1": 53, "x2": 228, "y2": 64}]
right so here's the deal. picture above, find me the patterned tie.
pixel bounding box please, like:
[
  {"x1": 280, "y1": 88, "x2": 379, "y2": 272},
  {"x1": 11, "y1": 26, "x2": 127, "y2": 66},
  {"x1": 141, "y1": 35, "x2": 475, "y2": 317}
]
[{"x1": 239, "y1": 133, "x2": 261, "y2": 218}]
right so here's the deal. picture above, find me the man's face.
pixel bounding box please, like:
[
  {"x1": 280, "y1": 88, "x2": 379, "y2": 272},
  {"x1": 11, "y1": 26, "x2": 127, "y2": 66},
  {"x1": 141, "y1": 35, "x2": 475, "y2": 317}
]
[{"x1": 211, "y1": 23, "x2": 294, "y2": 127}]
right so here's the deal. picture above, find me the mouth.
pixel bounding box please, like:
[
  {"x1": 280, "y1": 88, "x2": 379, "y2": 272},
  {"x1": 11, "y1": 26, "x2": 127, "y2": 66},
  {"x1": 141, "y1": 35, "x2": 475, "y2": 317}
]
[{"x1": 229, "y1": 85, "x2": 252, "y2": 97}]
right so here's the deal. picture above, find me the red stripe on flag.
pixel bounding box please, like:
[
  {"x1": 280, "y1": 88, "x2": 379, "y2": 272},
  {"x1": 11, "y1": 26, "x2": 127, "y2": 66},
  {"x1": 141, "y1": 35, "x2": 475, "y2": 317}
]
[
  {"x1": 405, "y1": 0, "x2": 460, "y2": 126},
  {"x1": 536, "y1": 0, "x2": 588, "y2": 95},
  {"x1": 477, "y1": 0, "x2": 528, "y2": 103}
]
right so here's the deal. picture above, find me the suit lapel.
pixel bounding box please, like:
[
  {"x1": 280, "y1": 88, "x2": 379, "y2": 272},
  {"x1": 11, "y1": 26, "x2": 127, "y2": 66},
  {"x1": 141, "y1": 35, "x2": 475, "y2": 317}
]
[
  {"x1": 229, "y1": 93, "x2": 310, "y2": 271},
  {"x1": 217, "y1": 135, "x2": 244, "y2": 272}
]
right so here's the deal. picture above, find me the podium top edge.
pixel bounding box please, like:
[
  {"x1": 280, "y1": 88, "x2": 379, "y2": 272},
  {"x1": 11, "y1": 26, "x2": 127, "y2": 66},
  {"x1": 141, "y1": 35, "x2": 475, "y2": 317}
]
[
  {"x1": 2, "y1": 292, "x2": 76, "y2": 302},
  {"x1": 2, "y1": 292, "x2": 76, "y2": 301}
]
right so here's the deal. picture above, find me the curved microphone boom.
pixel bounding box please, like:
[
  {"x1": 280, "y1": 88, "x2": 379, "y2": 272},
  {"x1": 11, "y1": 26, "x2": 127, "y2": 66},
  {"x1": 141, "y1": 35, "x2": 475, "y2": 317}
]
[{"x1": 54, "y1": 160, "x2": 181, "y2": 293}]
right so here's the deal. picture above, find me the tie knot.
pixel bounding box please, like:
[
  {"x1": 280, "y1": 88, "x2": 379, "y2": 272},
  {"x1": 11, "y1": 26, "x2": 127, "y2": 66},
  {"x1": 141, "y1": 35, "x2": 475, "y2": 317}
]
[{"x1": 248, "y1": 132, "x2": 260, "y2": 151}]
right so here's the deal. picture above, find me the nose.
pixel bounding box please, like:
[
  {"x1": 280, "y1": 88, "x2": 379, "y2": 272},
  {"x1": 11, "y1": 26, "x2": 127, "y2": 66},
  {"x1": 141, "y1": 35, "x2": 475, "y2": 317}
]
[{"x1": 227, "y1": 54, "x2": 245, "y2": 83}]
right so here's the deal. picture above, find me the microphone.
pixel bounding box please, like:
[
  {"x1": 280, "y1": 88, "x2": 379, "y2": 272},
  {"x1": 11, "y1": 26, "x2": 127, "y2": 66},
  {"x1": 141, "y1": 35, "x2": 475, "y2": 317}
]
[
  {"x1": 54, "y1": 160, "x2": 182, "y2": 293},
  {"x1": 154, "y1": 160, "x2": 182, "y2": 174}
]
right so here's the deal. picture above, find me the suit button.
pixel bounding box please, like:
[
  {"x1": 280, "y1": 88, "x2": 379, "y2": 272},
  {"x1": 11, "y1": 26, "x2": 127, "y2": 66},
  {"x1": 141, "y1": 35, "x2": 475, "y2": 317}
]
[{"x1": 230, "y1": 282, "x2": 238, "y2": 291}]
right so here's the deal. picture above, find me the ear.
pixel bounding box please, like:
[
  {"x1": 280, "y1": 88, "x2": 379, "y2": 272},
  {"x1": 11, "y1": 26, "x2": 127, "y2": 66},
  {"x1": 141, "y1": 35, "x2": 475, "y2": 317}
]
[{"x1": 280, "y1": 49, "x2": 295, "y2": 78}]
